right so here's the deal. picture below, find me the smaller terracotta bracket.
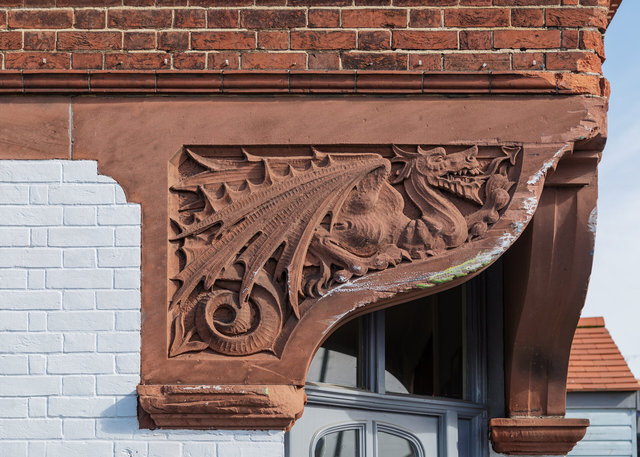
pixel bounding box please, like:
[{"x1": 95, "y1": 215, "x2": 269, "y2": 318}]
[
  {"x1": 545, "y1": 149, "x2": 601, "y2": 188},
  {"x1": 137, "y1": 384, "x2": 306, "y2": 430},
  {"x1": 490, "y1": 418, "x2": 589, "y2": 455}
]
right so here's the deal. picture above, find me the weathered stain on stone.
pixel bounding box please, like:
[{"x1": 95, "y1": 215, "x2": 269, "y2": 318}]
[
  {"x1": 588, "y1": 207, "x2": 598, "y2": 234},
  {"x1": 527, "y1": 145, "x2": 569, "y2": 185}
]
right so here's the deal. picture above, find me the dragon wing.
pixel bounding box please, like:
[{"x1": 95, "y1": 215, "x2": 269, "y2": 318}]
[{"x1": 170, "y1": 149, "x2": 390, "y2": 319}]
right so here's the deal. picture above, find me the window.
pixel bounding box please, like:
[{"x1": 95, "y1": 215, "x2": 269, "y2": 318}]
[
  {"x1": 287, "y1": 263, "x2": 504, "y2": 457},
  {"x1": 307, "y1": 286, "x2": 466, "y2": 398}
]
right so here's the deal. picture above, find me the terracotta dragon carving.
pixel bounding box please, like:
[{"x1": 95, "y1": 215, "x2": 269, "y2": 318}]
[{"x1": 168, "y1": 145, "x2": 519, "y2": 357}]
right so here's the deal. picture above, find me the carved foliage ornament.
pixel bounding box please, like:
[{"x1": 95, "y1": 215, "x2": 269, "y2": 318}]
[{"x1": 168, "y1": 145, "x2": 520, "y2": 358}]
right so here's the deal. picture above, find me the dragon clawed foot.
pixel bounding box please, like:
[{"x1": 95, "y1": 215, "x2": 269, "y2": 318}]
[
  {"x1": 373, "y1": 245, "x2": 411, "y2": 268},
  {"x1": 333, "y1": 245, "x2": 409, "y2": 284},
  {"x1": 333, "y1": 258, "x2": 368, "y2": 283},
  {"x1": 333, "y1": 269, "x2": 353, "y2": 284},
  {"x1": 465, "y1": 174, "x2": 512, "y2": 241},
  {"x1": 309, "y1": 230, "x2": 411, "y2": 287}
]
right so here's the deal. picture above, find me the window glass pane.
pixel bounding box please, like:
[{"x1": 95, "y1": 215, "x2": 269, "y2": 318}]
[
  {"x1": 385, "y1": 286, "x2": 465, "y2": 399},
  {"x1": 307, "y1": 318, "x2": 359, "y2": 388},
  {"x1": 377, "y1": 431, "x2": 419, "y2": 457},
  {"x1": 384, "y1": 370, "x2": 409, "y2": 394},
  {"x1": 314, "y1": 429, "x2": 360, "y2": 457}
]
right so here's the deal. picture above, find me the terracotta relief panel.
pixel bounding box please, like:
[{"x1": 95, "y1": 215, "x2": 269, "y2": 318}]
[{"x1": 167, "y1": 144, "x2": 521, "y2": 360}]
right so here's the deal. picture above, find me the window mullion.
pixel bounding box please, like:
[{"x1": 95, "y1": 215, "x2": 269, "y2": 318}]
[
  {"x1": 374, "y1": 311, "x2": 385, "y2": 394},
  {"x1": 358, "y1": 310, "x2": 386, "y2": 393}
]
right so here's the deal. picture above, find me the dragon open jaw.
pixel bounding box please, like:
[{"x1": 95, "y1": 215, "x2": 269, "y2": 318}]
[{"x1": 428, "y1": 167, "x2": 485, "y2": 205}]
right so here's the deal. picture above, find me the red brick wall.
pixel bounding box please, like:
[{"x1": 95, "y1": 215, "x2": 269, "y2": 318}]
[{"x1": 0, "y1": 1, "x2": 608, "y2": 77}]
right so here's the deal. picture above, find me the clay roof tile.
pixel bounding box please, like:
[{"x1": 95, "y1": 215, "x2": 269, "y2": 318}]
[{"x1": 567, "y1": 317, "x2": 639, "y2": 392}]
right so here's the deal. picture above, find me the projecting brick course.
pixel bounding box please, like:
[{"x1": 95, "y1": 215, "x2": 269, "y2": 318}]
[{"x1": 0, "y1": 2, "x2": 611, "y2": 75}]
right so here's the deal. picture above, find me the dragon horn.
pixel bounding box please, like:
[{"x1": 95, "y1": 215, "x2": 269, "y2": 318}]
[{"x1": 391, "y1": 144, "x2": 415, "y2": 160}]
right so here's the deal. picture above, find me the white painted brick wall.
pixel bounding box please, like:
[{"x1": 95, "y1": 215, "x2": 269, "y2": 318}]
[{"x1": 0, "y1": 160, "x2": 285, "y2": 457}]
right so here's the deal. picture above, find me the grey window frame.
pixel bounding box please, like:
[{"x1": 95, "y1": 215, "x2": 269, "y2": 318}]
[
  {"x1": 287, "y1": 261, "x2": 505, "y2": 457},
  {"x1": 312, "y1": 421, "x2": 367, "y2": 457}
]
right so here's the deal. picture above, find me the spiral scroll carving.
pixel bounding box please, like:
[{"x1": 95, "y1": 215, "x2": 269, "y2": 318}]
[{"x1": 193, "y1": 271, "x2": 282, "y2": 355}]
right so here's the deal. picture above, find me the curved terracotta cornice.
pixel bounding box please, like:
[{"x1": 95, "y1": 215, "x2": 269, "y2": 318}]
[{"x1": 0, "y1": 70, "x2": 601, "y2": 96}]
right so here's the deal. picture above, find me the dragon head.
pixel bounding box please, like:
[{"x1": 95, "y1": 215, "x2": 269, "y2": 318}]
[{"x1": 407, "y1": 145, "x2": 484, "y2": 205}]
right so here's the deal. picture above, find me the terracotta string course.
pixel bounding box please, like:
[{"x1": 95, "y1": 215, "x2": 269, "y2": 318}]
[{"x1": 0, "y1": 69, "x2": 608, "y2": 95}]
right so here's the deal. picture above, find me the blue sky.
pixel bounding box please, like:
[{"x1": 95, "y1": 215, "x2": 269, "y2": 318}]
[{"x1": 582, "y1": 0, "x2": 640, "y2": 377}]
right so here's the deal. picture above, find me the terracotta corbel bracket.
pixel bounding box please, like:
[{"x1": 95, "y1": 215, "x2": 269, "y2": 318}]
[
  {"x1": 138, "y1": 142, "x2": 602, "y2": 441},
  {"x1": 65, "y1": 95, "x2": 606, "y2": 439}
]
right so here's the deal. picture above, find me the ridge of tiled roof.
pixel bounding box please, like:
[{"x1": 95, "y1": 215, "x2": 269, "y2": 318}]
[
  {"x1": 567, "y1": 317, "x2": 639, "y2": 392},
  {"x1": 577, "y1": 316, "x2": 605, "y2": 328}
]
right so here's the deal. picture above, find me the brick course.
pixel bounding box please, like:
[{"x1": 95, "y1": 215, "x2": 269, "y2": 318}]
[
  {"x1": 0, "y1": 2, "x2": 609, "y2": 73},
  {"x1": 0, "y1": 159, "x2": 285, "y2": 457}
]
